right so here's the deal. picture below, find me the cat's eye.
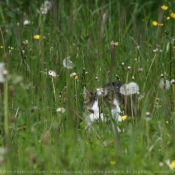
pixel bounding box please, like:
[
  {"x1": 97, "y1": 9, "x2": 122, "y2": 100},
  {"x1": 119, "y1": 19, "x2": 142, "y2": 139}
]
[{"x1": 88, "y1": 109, "x2": 94, "y2": 114}]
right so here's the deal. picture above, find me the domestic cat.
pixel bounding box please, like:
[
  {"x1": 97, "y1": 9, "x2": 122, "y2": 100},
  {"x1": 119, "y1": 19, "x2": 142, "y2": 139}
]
[{"x1": 83, "y1": 82, "x2": 139, "y2": 130}]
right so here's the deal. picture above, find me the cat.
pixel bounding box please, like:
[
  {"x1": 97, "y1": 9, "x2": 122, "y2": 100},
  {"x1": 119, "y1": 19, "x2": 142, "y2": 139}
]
[{"x1": 83, "y1": 81, "x2": 139, "y2": 130}]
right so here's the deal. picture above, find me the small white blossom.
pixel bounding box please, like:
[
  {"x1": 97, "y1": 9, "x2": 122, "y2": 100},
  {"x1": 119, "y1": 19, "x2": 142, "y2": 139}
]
[
  {"x1": 70, "y1": 72, "x2": 77, "y2": 77},
  {"x1": 44, "y1": 0, "x2": 52, "y2": 11},
  {"x1": 0, "y1": 63, "x2": 8, "y2": 83},
  {"x1": 56, "y1": 107, "x2": 65, "y2": 114},
  {"x1": 159, "y1": 78, "x2": 170, "y2": 90},
  {"x1": 23, "y1": 20, "x2": 31, "y2": 26},
  {"x1": 120, "y1": 82, "x2": 139, "y2": 95},
  {"x1": 63, "y1": 56, "x2": 75, "y2": 69},
  {"x1": 110, "y1": 41, "x2": 119, "y2": 46},
  {"x1": 48, "y1": 70, "x2": 57, "y2": 77}
]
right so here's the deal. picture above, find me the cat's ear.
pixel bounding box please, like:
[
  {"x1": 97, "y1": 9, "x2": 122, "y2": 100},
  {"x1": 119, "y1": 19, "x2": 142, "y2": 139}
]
[{"x1": 83, "y1": 87, "x2": 92, "y2": 101}]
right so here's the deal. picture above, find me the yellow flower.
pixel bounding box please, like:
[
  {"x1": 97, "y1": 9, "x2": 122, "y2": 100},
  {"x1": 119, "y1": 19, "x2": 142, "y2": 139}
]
[
  {"x1": 0, "y1": 46, "x2": 3, "y2": 49},
  {"x1": 122, "y1": 115, "x2": 127, "y2": 121},
  {"x1": 74, "y1": 75, "x2": 78, "y2": 80},
  {"x1": 171, "y1": 161, "x2": 175, "y2": 169},
  {"x1": 152, "y1": 21, "x2": 158, "y2": 26},
  {"x1": 110, "y1": 161, "x2": 116, "y2": 165},
  {"x1": 152, "y1": 21, "x2": 163, "y2": 26},
  {"x1": 171, "y1": 12, "x2": 175, "y2": 18},
  {"x1": 161, "y1": 5, "x2": 168, "y2": 10},
  {"x1": 34, "y1": 34, "x2": 40, "y2": 40},
  {"x1": 167, "y1": 16, "x2": 170, "y2": 20}
]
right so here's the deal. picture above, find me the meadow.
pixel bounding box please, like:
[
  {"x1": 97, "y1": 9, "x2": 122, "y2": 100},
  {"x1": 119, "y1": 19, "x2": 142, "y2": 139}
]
[{"x1": 0, "y1": 0, "x2": 175, "y2": 174}]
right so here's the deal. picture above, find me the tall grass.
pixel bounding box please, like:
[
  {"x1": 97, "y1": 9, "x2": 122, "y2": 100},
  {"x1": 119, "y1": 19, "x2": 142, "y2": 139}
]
[{"x1": 0, "y1": 0, "x2": 175, "y2": 173}]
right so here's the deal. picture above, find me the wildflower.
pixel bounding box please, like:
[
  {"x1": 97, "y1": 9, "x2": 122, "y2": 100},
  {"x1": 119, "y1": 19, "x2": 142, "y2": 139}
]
[
  {"x1": 34, "y1": 35, "x2": 40, "y2": 40},
  {"x1": 110, "y1": 161, "x2": 116, "y2": 165},
  {"x1": 70, "y1": 72, "x2": 77, "y2": 77},
  {"x1": 153, "y1": 48, "x2": 162, "y2": 53},
  {"x1": 159, "y1": 78, "x2": 170, "y2": 90},
  {"x1": 0, "y1": 62, "x2": 8, "y2": 83},
  {"x1": 120, "y1": 82, "x2": 139, "y2": 95},
  {"x1": 70, "y1": 72, "x2": 78, "y2": 80},
  {"x1": 138, "y1": 68, "x2": 143, "y2": 73},
  {"x1": 167, "y1": 16, "x2": 170, "y2": 20},
  {"x1": 171, "y1": 161, "x2": 175, "y2": 169},
  {"x1": 110, "y1": 41, "x2": 118, "y2": 46},
  {"x1": 44, "y1": 0, "x2": 52, "y2": 11},
  {"x1": 171, "y1": 79, "x2": 175, "y2": 84},
  {"x1": 161, "y1": 5, "x2": 168, "y2": 10},
  {"x1": 56, "y1": 107, "x2": 65, "y2": 113},
  {"x1": 22, "y1": 40, "x2": 28, "y2": 46},
  {"x1": 122, "y1": 115, "x2": 127, "y2": 121},
  {"x1": 40, "y1": 6, "x2": 48, "y2": 14},
  {"x1": 127, "y1": 66, "x2": 131, "y2": 70},
  {"x1": 166, "y1": 160, "x2": 175, "y2": 169},
  {"x1": 48, "y1": 70, "x2": 57, "y2": 77},
  {"x1": 152, "y1": 21, "x2": 163, "y2": 26},
  {"x1": 63, "y1": 56, "x2": 75, "y2": 69},
  {"x1": 23, "y1": 19, "x2": 31, "y2": 26},
  {"x1": 0, "y1": 46, "x2": 3, "y2": 49},
  {"x1": 152, "y1": 21, "x2": 158, "y2": 26},
  {"x1": 145, "y1": 112, "x2": 151, "y2": 121},
  {"x1": 170, "y1": 12, "x2": 175, "y2": 18},
  {"x1": 40, "y1": 0, "x2": 52, "y2": 14},
  {"x1": 74, "y1": 75, "x2": 78, "y2": 80}
]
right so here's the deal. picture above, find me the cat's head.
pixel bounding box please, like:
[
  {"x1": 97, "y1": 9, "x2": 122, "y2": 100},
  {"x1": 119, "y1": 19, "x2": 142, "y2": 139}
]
[{"x1": 83, "y1": 87, "x2": 104, "y2": 124}]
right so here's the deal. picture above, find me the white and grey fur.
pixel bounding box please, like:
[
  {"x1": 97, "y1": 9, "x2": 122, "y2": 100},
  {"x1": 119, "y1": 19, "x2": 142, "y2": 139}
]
[{"x1": 83, "y1": 82, "x2": 139, "y2": 130}]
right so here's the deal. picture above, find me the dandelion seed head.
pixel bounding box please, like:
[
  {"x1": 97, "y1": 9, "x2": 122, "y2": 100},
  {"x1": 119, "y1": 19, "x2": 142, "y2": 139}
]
[
  {"x1": 70, "y1": 72, "x2": 77, "y2": 77},
  {"x1": 0, "y1": 63, "x2": 8, "y2": 83},
  {"x1": 138, "y1": 68, "x2": 143, "y2": 73},
  {"x1": 171, "y1": 79, "x2": 175, "y2": 84},
  {"x1": 120, "y1": 82, "x2": 139, "y2": 95},
  {"x1": 56, "y1": 107, "x2": 65, "y2": 114},
  {"x1": 63, "y1": 57, "x2": 75, "y2": 69},
  {"x1": 48, "y1": 70, "x2": 57, "y2": 77},
  {"x1": 110, "y1": 41, "x2": 119, "y2": 46},
  {"x1": 44, "y1": 0, "x2": 52, "y2": 11},
  {"x1": 23, "y1": 19, "x2": 31, "y2": 26},
  {"x1": 127, "y1": 66, "x2": 131, "y2": 70},
  {"x1": 159, "y1": 79, "x2": 170, "y2": 90}
]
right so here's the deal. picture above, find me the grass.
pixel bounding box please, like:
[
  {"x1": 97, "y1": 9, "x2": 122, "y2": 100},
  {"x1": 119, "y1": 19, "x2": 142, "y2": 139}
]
[{"x1": 0, "y1": 0, "x2": 175, "y2": 174}]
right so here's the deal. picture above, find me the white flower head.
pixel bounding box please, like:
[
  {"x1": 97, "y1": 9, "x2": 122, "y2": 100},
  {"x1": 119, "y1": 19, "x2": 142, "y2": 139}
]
[
  {"x1": 40, "y1": 6, "x2": 48, "y2": 14},
  {"x1": 63, "y1": 56, "x2": 75, "y2": 69},
  {"x1": 23, "y1": 20, "x2": 31, "y2": 26},
  {"x1": 120, "y1": 82, "x2": 139, "y2": 95},
  {"x1": 40, "y1": 0, "x2": 52, "y2": 14},
  {"x1": 70, "y1": 72, "x2": 77, "y2": 77},
  {"x1": 159, "y1": 78, "x2": 170, "y2": 90},
  {"x1": 48, "y1": 70, "x2": 57, "y2": 77},
  {"x1": 56, "y1": 107, "x2": 65, "y2": 114},
  {"x1": 44, "y1": 0, "x2": 52, "y2": 11},
  {"x1": 110, "y1": 41, "x2": 119, "y2": 46},
  {"x1": 0, "y1": 62, "x2": 8, "y2": 83}
]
